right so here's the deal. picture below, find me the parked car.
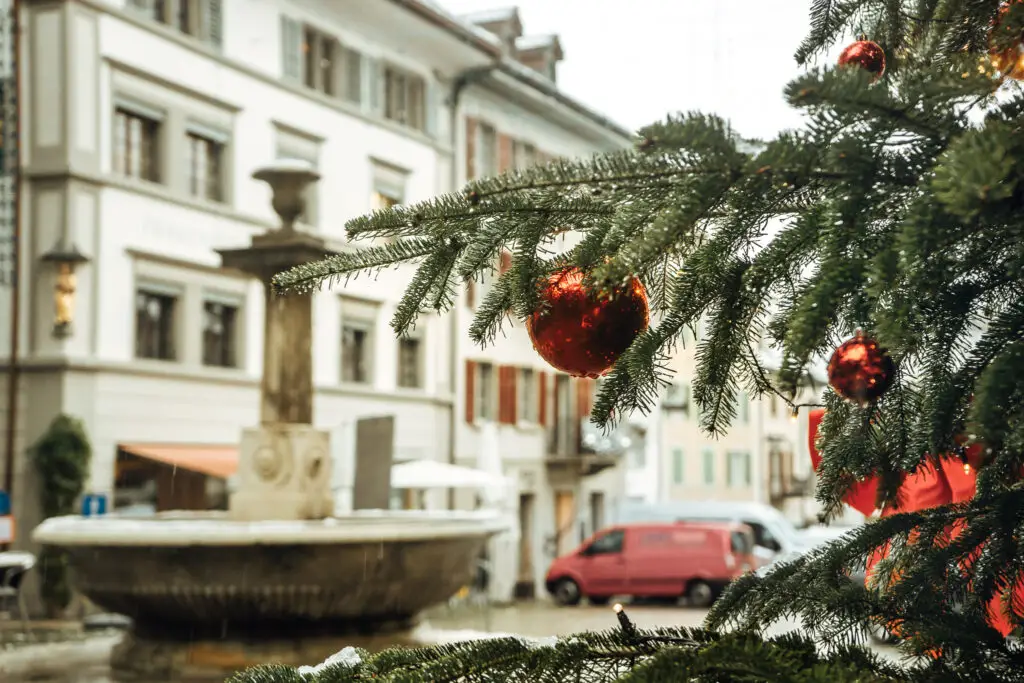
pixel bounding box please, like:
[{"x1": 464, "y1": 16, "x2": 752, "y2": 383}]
[
  {"x1": 614, "y1": 500, "x2": 821, "y2": 565},
  {"x1": 545, "y1": 521, "x2": 756, "y2": 608}
]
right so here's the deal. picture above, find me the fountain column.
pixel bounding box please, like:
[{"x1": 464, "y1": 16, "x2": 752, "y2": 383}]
[{"x1": 218, "y1": 160, "x2": 335, "y2": 521}]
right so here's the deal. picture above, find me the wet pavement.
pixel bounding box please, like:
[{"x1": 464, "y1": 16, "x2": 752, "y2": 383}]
[{"x1": 6, "y1": 600, "x2": 901, "y2": 682}]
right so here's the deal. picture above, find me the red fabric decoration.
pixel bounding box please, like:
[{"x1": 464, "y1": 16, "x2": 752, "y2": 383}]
[{"x1": 807, "y1": 408, "x2": 879, "y2": 515}]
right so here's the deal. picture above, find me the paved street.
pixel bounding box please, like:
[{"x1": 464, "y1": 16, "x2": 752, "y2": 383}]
[{"x1": 423, "y1": 599, "x2": 902, "y2": 663}]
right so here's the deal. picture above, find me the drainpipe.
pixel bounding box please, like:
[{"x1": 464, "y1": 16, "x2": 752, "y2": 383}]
[
  {"x1": 445, "y1": 64, "x2": 498, "y2": 509},
  {"x1": 3, "y1": 0, "x2": 23, "y2": 539}
]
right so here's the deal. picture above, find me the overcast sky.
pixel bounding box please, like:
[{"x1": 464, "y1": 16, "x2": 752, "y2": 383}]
[{"x1": 440, "y1": 0, "x2": 844, "y2": 141}]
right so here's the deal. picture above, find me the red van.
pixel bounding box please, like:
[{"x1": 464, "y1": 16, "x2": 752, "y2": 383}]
[{"x1": 545, "y1": 521, "x2": 755, "y2": 608}]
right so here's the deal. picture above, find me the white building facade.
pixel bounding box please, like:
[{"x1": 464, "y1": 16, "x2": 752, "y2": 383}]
[{"x1": 0, "y1": 0, "x2": 633, "y2": 603}]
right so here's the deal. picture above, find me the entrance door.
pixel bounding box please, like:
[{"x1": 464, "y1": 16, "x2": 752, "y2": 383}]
[
  {"x1": 555, "y1": 490, "x2": 576, "y2": 556},
  {"x1": 579, "y1": 528, "x2": 629, "y2": 597},
  {"x1": 518, "y1": 493, "x2": 536, "y2": 584},
  {"x1": 589, "y1": 491, "x2": 606, "y2": 536}
]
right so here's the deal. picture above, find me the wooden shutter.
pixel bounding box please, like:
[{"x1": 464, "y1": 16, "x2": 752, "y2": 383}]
[
  {"x1": 537, "y1": 371, "x2": 548, "y2": 426},
  {"x1": 509, "y1": 367, "x2": 518, "y2": 424},
  {"x1": 497, "y1": 133, "x2": 513, "y2": 173},
  {"x1": 465, "y1": 117, "x2": 477, "y2": 181},
  {"x1": 465, "y1": 360, "x2": 476, "y2": 424},
  {"x1": 466, "y1": 280, "x2": 476, "y2": 309},
  {"x1": 425, "y1": 79, "x2": 439, "y2": 139},
  {"x1": 498, "y1": 366, "x2": 518, "y2": 425},
  {"x1": 499, "y1": 249, "x2": 512, "y2": 275},
  {"x1": 205, "y1": 0, "x2": 223, "y2": 48},
  {"x1": 281, "y1": 16, "x2": 302, "y2": 82},
  {"x1": 364, "y1": 57, "x2": 382, "y2": 115},
  {"x1": 576, "y1": 378, "x2": 594, "y2": 418}
]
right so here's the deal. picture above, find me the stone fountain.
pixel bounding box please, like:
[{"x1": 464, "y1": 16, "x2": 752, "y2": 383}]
[{"x1": 32, "y1": 160, "x2": 504, "y2": 677}]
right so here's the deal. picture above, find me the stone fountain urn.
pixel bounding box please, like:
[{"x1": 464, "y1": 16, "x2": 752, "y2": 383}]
[{"x1": 31, "y1": 162, "x2": 508, "y2": 677}]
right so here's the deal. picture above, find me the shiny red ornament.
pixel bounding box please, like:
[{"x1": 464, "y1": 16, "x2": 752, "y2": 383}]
[
  {"x1": 827, "y1": 332, "x2": 895, "y2": 406},
  {"x1": 526, "y1": 267, "x2": 649, "y2": 379},
  {"x1": 838, "y1": 40, "x2": 886, "y2": 79},
  {"x1": 990, "y1": 1, "x2": 1024, "y2": 80}
]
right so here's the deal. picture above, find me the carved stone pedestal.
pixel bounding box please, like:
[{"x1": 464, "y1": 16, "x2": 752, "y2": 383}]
[{"x1": 229, "y1": 425, "x2": 333, "y2": 521}]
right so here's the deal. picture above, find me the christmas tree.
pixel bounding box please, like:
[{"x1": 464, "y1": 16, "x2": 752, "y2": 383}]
[{"x1": 234, "y1": 1, "x2": 1024, "y2": 680}]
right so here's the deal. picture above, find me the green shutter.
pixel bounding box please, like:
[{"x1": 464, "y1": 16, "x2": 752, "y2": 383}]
[
  {"x1": 726, "y1": 452, "x2": 733, "y2": 487},
  {"x1": 672, "y1": 448, "x2": 684, "y2": 484},
  {"x1": 281, "y1": 16, "x2": 302, "y2": 82},
  {"x1": 702, "y1": 448, "x2": 714, "y2": 485},
  {"x1": 424, "y1": 78, "x2": 439, "y2": 139},
  {"x1": 745, "y1": 452, "x2": 752, "y2": 486},
  {"x1": 364, "y1": 57, "x2": 383, "y2": 115},
  {"x1": 205, "y1": 0, "x2": 222, "y2": 48}
]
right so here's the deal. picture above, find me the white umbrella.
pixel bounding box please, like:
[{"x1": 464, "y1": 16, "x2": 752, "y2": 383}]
[{"x1": 390, "y1": 460, "x2": 510, "y2": 490}]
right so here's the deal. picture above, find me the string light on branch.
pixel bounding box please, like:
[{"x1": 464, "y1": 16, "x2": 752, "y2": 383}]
[{"x1": 789, "y1": 406, "x2": 799, "y2": 423}]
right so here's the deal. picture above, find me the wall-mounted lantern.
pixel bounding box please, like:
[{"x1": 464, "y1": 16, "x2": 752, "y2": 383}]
[{"x1": 40, "y1": 235, "x2": 89, "y2": 339}]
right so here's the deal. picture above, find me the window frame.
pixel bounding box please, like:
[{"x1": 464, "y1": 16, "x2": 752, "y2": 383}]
[
  {"x1": 475, "y1": 362, "x2": 498, "y2": 422},
  {"x1": 200, "y1": 293, "x2": 241, "y2": 368},
  {"x1": 517, "y1": 368, "x2": 538, "y2": 423},
  {"x1": 112, "y1": 104, "x2": 164, "y2": 184},
  {"x1": 184, "y1": 123, "x2": 228, "y2": 203},
  {"x1": 382, "y1": 63, "x2": 426, "y2": 131},
  {"x1": 475, "y1": 122, "x2": 498, "y2": 178},
  {"x1": 134, "y1": 283, "x2": 182, "y2": 362},
  {"x1": 396, "y1": 332, "x2": 424, "y2": 390}
]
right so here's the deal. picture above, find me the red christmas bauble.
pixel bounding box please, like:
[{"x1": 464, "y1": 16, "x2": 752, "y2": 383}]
[
  {"x1": 827, "y1": 332, "x2": 895, "y2": 405},
  {"x1": 838, "y1": 40, "x2": 886, "y2": 79},
  {"x1": 990, "y1": 1, "x2": 1024, "y2": 80},
  {"x1": 527, "y1": 267, "x2": 649, "y2": 379}
]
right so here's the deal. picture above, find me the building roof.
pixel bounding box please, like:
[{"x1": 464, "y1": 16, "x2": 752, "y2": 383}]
[
  {"x1": 391, "y1": 0, "x2": 632, "y2": 142},
  {"x1": 515, "y1": 33, "x2": 564, "y2": 60},
  {"x1": 459, "y1": 6, "x2": 522, "y2": 28}
]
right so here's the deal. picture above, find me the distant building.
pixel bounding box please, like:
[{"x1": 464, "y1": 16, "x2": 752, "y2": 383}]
[{"x1": 0, "y1": 0, "x2": 633, "y2": 606}]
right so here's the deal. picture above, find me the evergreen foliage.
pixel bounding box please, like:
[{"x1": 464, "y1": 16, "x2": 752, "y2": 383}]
[
  {"x1": 28, "y1": 414, "x2": 91, "y2": 614},
  {"x1": 260, "y1": 0, "x2": 1024, "y2": 680}
]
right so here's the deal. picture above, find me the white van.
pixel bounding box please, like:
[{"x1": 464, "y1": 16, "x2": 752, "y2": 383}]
[{"x1": 612, "y1": 500, "x2": 823, "y2": 562}]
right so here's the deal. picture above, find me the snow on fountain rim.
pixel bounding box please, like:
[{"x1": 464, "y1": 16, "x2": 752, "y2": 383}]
[{"x1": 32, "y1": 509, "x2": 509, "y2": 546}]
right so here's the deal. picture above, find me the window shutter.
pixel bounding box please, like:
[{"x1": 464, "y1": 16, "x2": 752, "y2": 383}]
[
  {"x1": 466, "y1": 280, "x2": 476, "y2": 309},
  {"x1": 465, "y1": 117, "x2": 477, "y2": 181},
  {"x1": 465, "y1": 360, "x2": 476, "y2": 423},
  {"x1": 497, "y1": 133, "x2": 513, "y2": 173},
  {"x1": 128, "y1": 0, "x2": 154, "y2": 11},
  {"x1": 363, "y1": 57, "x2": 382, "y2": 115},
  {"x1": 576, "y1": 378, "x2": 593, "y2": 418},
  {"x1": 205, "y1": 0, "x2": 223, "y2": 48},
  {"x1": 499, "y1": 249, "x2": 512, "y2": 275},
  {"x1": 424, "y1": 78, "x2": 439, "y2": 139},
  {"x1": 281, "y1": 16, "x2": 302, "y2": 82},
  {"x1": 497, "y1": 366, "x2": 508, "y2": 424},
  {"x1": 537, "y1": 371, "x2": 547, "y2": 426},
  {"x1": 745, "y1": 452, "x2": 752, "y2": 486},
  {"x1": 509, "y1": 367, "x2": 518, "y2": 424},
  {"x1": 727, "y1": 453, "x2": 734, "y2": 487}
]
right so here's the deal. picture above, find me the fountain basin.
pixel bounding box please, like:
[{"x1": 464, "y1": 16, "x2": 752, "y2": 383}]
[{"x1": 33, "y1": 510, "x2": 506, "y2": 638}]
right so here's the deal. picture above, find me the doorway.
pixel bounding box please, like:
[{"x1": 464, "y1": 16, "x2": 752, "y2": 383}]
[
  {"x1": 516, "y1": 493, "x2": 536, "y2": 599},
  {"x1": 589, "y1": 491, "x2": 606, "y2": 536},
  {"x1": 555, "y1": 490, "x2": 576, "y2": 556}
]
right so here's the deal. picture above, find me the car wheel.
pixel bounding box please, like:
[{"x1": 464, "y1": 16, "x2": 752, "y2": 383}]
[
  {"x1": 588, "y1": 595, "x2": 611, "y2": 606},
  {"x1": 687, "y1": 581, "x2": 715, "y2": 608},
  {"x1": 553, "y1": 578, "x2": 582, "y2": 606}
]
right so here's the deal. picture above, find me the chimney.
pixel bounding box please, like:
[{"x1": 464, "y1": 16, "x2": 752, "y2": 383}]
[{"x1": 514, "y1": 34, "x2": 564, "y2": 83}]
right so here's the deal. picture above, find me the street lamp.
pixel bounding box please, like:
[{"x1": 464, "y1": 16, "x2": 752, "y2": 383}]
[
  {"x1": 40, "y1": 235, "x2": 89, "y2": 338},
  {"x1": 252, "y1": 158, "x2": 320, "y2": 232}
]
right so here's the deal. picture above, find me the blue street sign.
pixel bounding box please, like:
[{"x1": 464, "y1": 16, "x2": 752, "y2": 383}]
[
  {"x1": 0, "y1": 490, "x2": 9, "y2": 516},
  {"x1": 81, "y1": 494, "x2": 108, "y2": 517}
]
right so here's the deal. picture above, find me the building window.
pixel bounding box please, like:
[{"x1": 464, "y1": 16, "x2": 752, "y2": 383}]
[
  {"x1": 303, "y1": 25, "x2": 336, "y2": 96},
  {"x1": 727, "y1": 451, "x2": 752, "y2": 488},
  {"x1": 202, "y1": 299, "x2": 238, "y2": 367},
  {"x1": 135, "y1": 288, "x2": 177, "y2": 361},
  {"x1": 340, "y1": 45, "x2": 362, "y2": 104},
  {"x1": 341, "y1": 322, "x2": 371, "y2": 384},
  {"x1": 185, "y1": 130, "x2": 225, "y2": 202},
  {"x1": 518, "y1": 368, "x2": 537, "y2": 423},
  {"x1": 128, "y1": 0, "x2": 221, "y2": 46},
  {"x1": 476, "y1": 362, "x2": 496, "y2": 421},
  {"x1": 737, "y1": 391, "x2": 750, "y2": 424},
  {"x1": 770, "y1": 393, "x2": 778, "y2": 417},
  {"x1": 512, "y1": 140, "x2": 536, "y2": 169},
  {"x1": 672, "y1": 448, "x2": 684, "y2": 484},
  {"x1": 383, "y1": 65, "x2": 425, "y2": 131},
  {"x1": 397, "y1": 336, "x2": 422, "y2": 389},
  {"x1": 275, "y1": 128, "x2": 321, "y2": 227},
  {"x1": 113, "y1": 108, "x2": 161, "y2": 182},
  {"x1": 476, "y1": 123, "x2": 498, "y2": 178},
  {"x1": 702, "y1": 448, "x2": 715, "y2": 486}
]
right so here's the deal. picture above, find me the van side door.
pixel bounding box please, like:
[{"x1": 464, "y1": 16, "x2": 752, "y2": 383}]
[{"x1": 578, "y1": 528, "x2": 629, "y2": 597}]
